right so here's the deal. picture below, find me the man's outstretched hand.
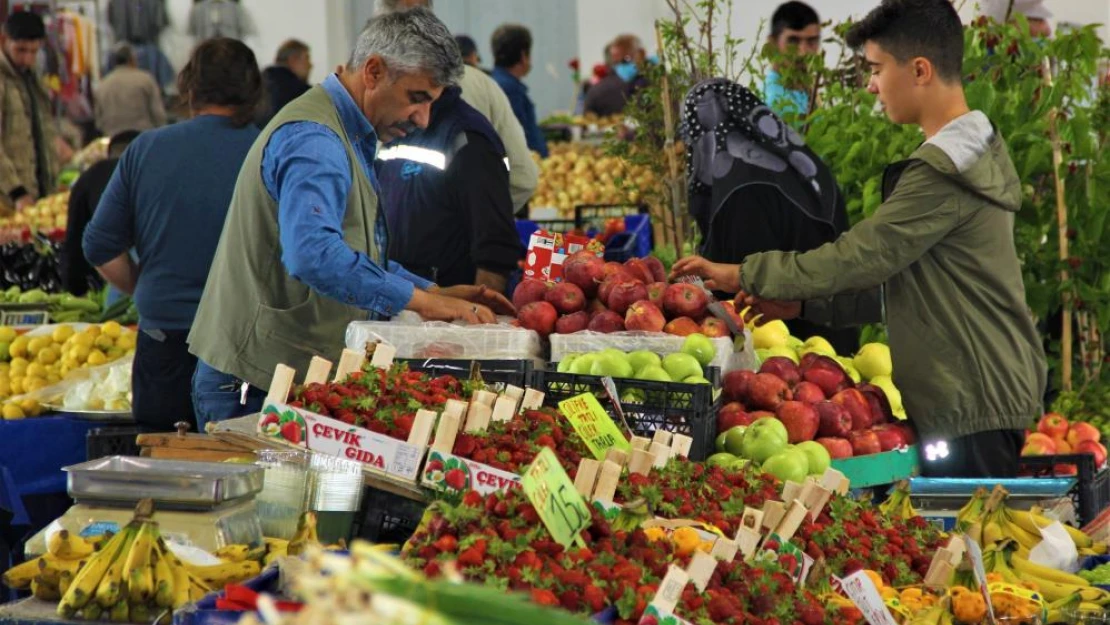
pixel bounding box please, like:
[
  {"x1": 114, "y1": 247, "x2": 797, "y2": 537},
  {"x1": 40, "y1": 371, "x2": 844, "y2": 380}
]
[
  {"x1": 736, "y1": 291, "x2": 802, "y2": 323},
  {"x1": 434, "y1": 284, "x2": 516, "y2": 316},
  {"x1": 669, "y1": 256, "x2": 742, "y2": 294}
]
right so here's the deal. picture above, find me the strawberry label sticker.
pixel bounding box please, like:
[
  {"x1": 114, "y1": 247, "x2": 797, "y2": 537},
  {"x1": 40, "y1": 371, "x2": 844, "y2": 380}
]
[
  {"x1": 258, "y1": 403, "x2": 423, "y2": 481},
  {"x1": 522, "y1": 447, "x2": 592, "y2": 548},
  {"x1": 559, "y1": 393, "x2": 632, "y2": 460},
  {"x1": 757, "y1": 533, "x2": 806, "y2": 581},
  {"x1": 421, "y1": 450, "x2": 522, "y2": 495}
]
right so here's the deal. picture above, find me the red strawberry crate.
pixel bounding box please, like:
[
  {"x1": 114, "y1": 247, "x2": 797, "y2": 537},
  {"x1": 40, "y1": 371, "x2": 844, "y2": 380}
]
[{"x1": 530, "y1": 368, "x2": 720, "y2": 461}]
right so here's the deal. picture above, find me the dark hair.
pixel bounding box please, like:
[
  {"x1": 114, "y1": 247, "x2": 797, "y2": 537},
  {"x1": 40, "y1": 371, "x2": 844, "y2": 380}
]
[
  {"x1": 846, "y1": 0, "x2": 964, "y2": 82},
  {"x1": 2, "y1": 11, "x2": 45, "y2": 40},
  {"x1": 771, "y1": 2, "x2": 820, "y2": 38},
  {"x1": 491, "y1": 24, "x2": 531, "y2": 68},
  {"x1": 275, "y1": 39, "x2": 309, "y2": 65},
  {"x1": 110, "y1": 43, "x2": 135, "y2": 68},
  {"x1": 177, "y1": 38, "x2": 264, "y2": 127},
  {"x1": 454, "y1": 34, "x2": 477, "y2": 59},
  {"x1": 108, "y1": 130, "x2": 141, "y2": 157}
]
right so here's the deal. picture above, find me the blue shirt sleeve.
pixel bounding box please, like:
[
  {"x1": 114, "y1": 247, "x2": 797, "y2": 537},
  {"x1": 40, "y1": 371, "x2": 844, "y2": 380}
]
[
  {"x1": 389, "y1": 264, "x2": 434, "y2": 290},
  {"x1": 261, "y1": 122, "x2": 419, "y2": 317},
  {"x1": 83, "y1": 146, "x2": 136, "y2": 267},
  {"x1": 504, "y1": 89, "x2": 548, "y2": 158}
]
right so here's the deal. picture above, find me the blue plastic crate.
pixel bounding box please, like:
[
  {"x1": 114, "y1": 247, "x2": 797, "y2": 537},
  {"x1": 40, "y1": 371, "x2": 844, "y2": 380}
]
[{"x1": 603, "y1": 214, "x2": 652, "y2": 262}]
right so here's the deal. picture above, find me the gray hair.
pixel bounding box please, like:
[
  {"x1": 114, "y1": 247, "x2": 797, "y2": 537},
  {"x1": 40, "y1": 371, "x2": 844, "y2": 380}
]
[
  {"x1": 348, "y1": 6, "x2": 461, "y2": 87},
  {"x1": 110, "y1": 42, "x2": 135, "y2": 67},
  {"x1": 373, "y1": 0, "x2": 432, "y2": 17}
]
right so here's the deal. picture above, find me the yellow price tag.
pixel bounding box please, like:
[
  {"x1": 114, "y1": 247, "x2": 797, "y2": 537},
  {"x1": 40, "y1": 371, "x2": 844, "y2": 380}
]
[
  {"x1": 521, "y1": 447, "x2": 592, "y2": 548},
  {"x1": 558, "y1": 393, "x2": 632, "y2": 460}
]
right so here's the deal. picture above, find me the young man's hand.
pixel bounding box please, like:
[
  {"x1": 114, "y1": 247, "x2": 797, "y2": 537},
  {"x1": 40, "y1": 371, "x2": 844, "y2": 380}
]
[
  {"x1": 409, "y1": 290, "x2": 496, "y2": 324},
  {"x1": 670, "y1": 256, "x2": 742, "y2": 294},
  {"x1": 434, "y1": 284, "x2": 516, "y2": 316},
  {"x1": 737, "y1": 291, "x2": 802, "y2": 323}
]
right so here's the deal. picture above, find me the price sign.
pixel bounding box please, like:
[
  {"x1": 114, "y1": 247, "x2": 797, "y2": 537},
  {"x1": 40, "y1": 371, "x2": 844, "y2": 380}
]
[
  {"x1": 522, "y1": 447, "x2": 592, "y2": 548},
  {"x1": 559, "y1": 393, "x2": 633, "y2": 460},
  {"x1": 964, "y1": 534, "x2": 997, "y2": 625},
  {"x1": 835, "y1": 570, "x2": 899, "y2": 625}
]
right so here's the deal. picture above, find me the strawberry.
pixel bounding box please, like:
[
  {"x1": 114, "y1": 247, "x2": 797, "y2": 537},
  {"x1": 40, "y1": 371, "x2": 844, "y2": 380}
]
[
  {"x1": 280, "y1": 421, "x2": 302, "y2": 444},
  {"x1": 529, "y1": 589, "x2": 559, "y2": 607},
  {"x1": 461, "y1": 491, "x2": 483, "y2": 507},
  {"x1": 433, "y1": 535, "x2": 458, "y2": 553},
  {"x1": 444, "y1": 468, "x2": 468, "y2": 490}
]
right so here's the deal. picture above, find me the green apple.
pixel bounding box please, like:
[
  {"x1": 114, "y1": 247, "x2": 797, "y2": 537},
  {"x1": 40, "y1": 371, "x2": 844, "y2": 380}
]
[
  {"x1": 600, "y1": 347, "x2": 627, "y2": 360},
  {"x1": 636, "y1": 365, "x2": 672, "y2": 382},
  {"x1": 739, "y1": 417, "x2": 788, "y2": 462},
  {"x1": 557, "y1": 353, "x2": 582, "y2": 373},
  {"x1": 628, "y1": 350, "x2": 662, "y2": 373},
  {"x1": 762, "y1": 449, "x2": 809, "y2": 483},
  {"x1": 571, "y1": 353, "x2": 598, "y2": 375},
  {"x1": 854, "y1": 342, "x2": 893, "y2": 380},
  {"x1": 681, "y1": 333, "x2": 716, "y2": 367},
  {"x1": 683, "y1": 375, "x2": 711, "y2": 385},
  {"x1": 621, "y1": 389, "x2": 646, "y2": 404},
  {"x1": 706, "y1": 452, "x2": 735, "y2": 468},
  {"x1": 715, "y1": 431, "x2": 729, "y2": 452},
  {"x1": 763, "y1": 345, "x2": 800, "y2": 364},
  {"x1": 835, "y1": 356, "x2": 862, "y2": 384},
  {"x1": 786, "y1": 335, "x2": 804, "y2": 350},
  {"x1": 752, "y1": 320, "x2": 790, "y2": 349},
  {"x1": 662, "y1": 352, "x2": 702, "y2": 382},
  {"x1": 728, "y1": 456, "x2": 751, "y2": 471},
  {"x1": 591, "y1": 352, "x2": 634, "y2": 378},
  {"x1": 796, "y1": 441, "x2": 832, "y2": 475},
  {"x1": 722, "y1": 425, "x2": 748, "y2": 456}
]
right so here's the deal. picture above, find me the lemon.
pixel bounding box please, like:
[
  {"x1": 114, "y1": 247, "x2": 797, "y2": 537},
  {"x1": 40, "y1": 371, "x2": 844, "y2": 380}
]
[
  {"x1": 72, "y1": 344, "x2": 91, "y2": 363},
  {"x1": 71, "y1": 333, "x2": 95, "y2": 349},
  {"x1": 51, "y1": 325, "x2": 75, "y2": 343},
  {"x1": 46, "y1": 373, "x2": 61, "y2": 385},
  {"x1": 0, "y1": 380, "x2": 9, "y2": 397},
  {"x1": 87, "y1": 350, "x2": 107, "y2": 367},
  {"x1": 106, "y1": 346, "x2": 124, "y2": 360},
  {"x1": 26, "y1": 337, "x2": 49, "y2": 357},
  {"x1": 0, "y1": 362, "x2": 8, "y2": 373},
  {"x1": 9, "y1": 358, "x2": 29, "y2": 375},
  {"x1": 0, "y1": 327, "x2": 16, "y2": 343},
  {"x1": 19, "y1": 399, "x2": 41, "y2": 417},
  {"x1": 106, "y1": 398, "x2": 129, "y2": 412},
  {"x1": 116, "y1": 333, "x2": 136, "y2": 352},
  {"x1": 9, "y1": 336, "x2": 29, "y2": 359},
  {"x1": 8, "y1": 378, "x2": 22, "y2": 395},
  {"x1": 84, "y1": 325, "x2": 101, "y2": 338},
  {"x1": 94, "y1": 335, "x2": 115, "y2": 350},
  {"x1": 86, "y1": 398, "x2": 105, "y2": 411},
  {"x1": 61, "y1": 355, "x2": 78, "y2": 369},
  {"x1": 101, "y1": 321, "x2": 122, "y2": 339},
  {"x1": 36, "y1": 346, "x2": 59, "y2": 365},
  {"x1": 2, "y1": 403, "x2": 25, "y2": 420},
  {"x1": 23, "y1": 376, "x2": 47, "y2": 393},
  {"x1": 25, "y1": 363, "x2": 46, "y2": 379}
]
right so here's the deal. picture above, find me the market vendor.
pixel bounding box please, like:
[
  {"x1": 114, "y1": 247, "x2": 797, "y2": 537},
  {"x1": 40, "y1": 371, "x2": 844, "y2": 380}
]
[
  {"x1": 376, "y1": 84, "x2": 522, "y2": 293},
  {"x1": 187, "y1": 8, "x2": 514, "y2": 430},
  {"x1": 672, "y1": 0, "x2": 1047, "y2": 478}
]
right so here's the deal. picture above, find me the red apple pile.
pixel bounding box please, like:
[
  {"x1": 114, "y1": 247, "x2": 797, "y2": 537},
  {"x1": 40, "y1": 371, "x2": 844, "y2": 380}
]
[
  {"x1": 1021, "y1": 412, "x2": 1106, "y2": 472},
  {"x1": 513, "y1": 252, "x2": 736, "y2": 338},
  {"x1": 718, "y1": 354, "x2": 915, "y2": 460}
]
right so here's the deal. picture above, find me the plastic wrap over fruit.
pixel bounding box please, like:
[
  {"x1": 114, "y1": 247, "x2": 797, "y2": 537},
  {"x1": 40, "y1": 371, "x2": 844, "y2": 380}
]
[
  {"x1": 345, "y1": 313, "x2": 544, "y2": 361},
  {"x1": 15, "y1": 353, "x2": 133, "y2": 412},
  {"x1": 550, "y1": 329, "x2": 755, "y2": 373}
]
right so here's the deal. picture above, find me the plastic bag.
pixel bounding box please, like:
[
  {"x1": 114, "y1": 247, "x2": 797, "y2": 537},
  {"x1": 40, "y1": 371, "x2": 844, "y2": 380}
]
[
  {"x1": 14, "y1": 353, "x2": 133, "y2": 412},
  {"x1": 345, "y1": 313, "x2": 544, "y2": 361},
  {"x1": 550, "y1": 329, "x2": 757, "y2": 373}
]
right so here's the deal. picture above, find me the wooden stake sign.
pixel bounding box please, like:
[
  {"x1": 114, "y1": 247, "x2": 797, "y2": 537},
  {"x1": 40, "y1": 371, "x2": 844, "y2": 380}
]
[
  {"x1": 592, "y1": 460, "x2": 622, "y2": 503},
  {"x1": 630, "y1": 436, "x2": 652, "y2": 451},
  {"x1": 368, "y1": 343, "x2": 396, "y2": 369},
  {"x1": 472, "y1": 389, "x2": 497, "y2": 408},
  {"x1": 652, "y1": 430, "x2": 673, "y2": 447},
  {"x1": 265, "y1": 364, "x2": 296, "y2": 406},
  {"x1": 464, "y1": 402, "x2": 492, "y2": 433},
  {"x1": 491, "y1": 396, "x2": 518, "y2": 422},
  {"x1": 431, "y1": 412, "x2": 460, "y2": 454},
  {"x1": 741, "y1": 507, "x2": 764, "y2": 532},
  {"x1": 628, "y1": 449, "x2": 656, "y2": 476},
  {"x1": 521, "y1": 389, "x2": 545, "y2": 411},
  {"x1": 574, "y1": 459, "x2": 601, "y2": 498},
  {"x1": 687, "y1": 552, "x2": 717, "y2": 592},
  {"x1": 333, "y1": 349, "x2": 365, "y2": 381},
  {"x1": 605, "y1": 448, "x2": 629, "y2": 467},
  {"x1": 649, "y1": 442, "x2": 671, "y2": 468},
  {"x1": 303, "y1": 356, "x2": 332, "y2": 385},
  {"x1": 762, "y1": 501, "x2": 786, "y2": 532},
  {"x1": 670, "y1": 434, "x2": 693, "y2": 459}
]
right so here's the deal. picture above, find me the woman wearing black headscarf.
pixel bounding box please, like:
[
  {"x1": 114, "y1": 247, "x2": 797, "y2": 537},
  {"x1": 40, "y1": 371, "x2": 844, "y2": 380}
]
[{"x1": 684, "y1": 78, "x2": 867, "y2": 355}]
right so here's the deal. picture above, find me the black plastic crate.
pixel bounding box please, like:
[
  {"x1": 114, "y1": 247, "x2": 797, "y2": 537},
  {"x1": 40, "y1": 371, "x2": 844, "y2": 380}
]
[
  {"x1": 531, "y1": 367, "x2": 720, "y2": 461},
  {"x1": 1019, "y1": 453, "x2": 1110, "y2": 526},
  {"x1": 86, "y1": 426, "x2": 142, "y2": 461},
  {"x1": 351, "y1": 485, "x2": 428, "y2": 545},
  {"x1": 399, "y1": 358, "x2": 533, "y2": 393}
]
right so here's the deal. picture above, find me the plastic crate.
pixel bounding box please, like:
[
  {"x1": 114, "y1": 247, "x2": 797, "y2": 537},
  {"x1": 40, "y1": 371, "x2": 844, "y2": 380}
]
[
  {"x1": 0, "y1": 304, "x2": 49, "y2": 326},
  {"x1": 603, "y1": 214, "x2": 653, "y2": 262},
  {"x1": 531, "y1": 367, "x2": 720, "y2": 461},
  {"x1": 574, "y1": 204, "x2": 648, "y2": 231},
  {"x1": 398, "y1": 358, "x2": 533, "y2": 392},
  {"x1": 86, "y1": 426, "x2": 142, "y2": 461},
  {"x1": 1019, "y1": 453, "x2": 1110, "y2": 526},
  {"x1": 351, "y1": 485, "x2": 428, "y2": 545}
]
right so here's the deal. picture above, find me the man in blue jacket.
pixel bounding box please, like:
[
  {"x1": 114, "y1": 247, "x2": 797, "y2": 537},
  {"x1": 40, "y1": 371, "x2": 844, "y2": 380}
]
[{"x1": 491, "y1": 24, "x2": 547, "y2": 158}]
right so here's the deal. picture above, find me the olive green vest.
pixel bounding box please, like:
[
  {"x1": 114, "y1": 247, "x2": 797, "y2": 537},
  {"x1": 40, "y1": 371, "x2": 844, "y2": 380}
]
[{"x1": 188, "y1": 86, "x2": 378, "y2": 390}]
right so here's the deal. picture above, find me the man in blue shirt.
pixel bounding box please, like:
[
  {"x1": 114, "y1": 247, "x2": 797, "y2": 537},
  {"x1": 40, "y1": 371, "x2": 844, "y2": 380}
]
[
  {"x1": 763, "y1": 2, "x2": 822, "y2": 117},
  {"x1": 491, "y1": 24, "x2": 548, "y2": 158},
  {"x1": 187, "y1": 8, "x2": 513, "y2": 429}
]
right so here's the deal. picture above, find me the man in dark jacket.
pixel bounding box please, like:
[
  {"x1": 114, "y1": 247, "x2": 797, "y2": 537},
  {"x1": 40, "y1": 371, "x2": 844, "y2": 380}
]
[
  {"x1": 376, "y1": 85, "x2": 521, "y2": 293},
  {"x1": 258, "y1": 39, "x2": 312, "y2": 127},
  {"x1": 674, "y1": 0, "x2": 1046, "y2": 478}
]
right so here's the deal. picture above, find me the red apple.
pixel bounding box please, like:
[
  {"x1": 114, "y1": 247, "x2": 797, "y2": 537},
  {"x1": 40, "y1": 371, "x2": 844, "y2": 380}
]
[
  {"x1": 607, "y1": 281, "x2": 649, "y2": 316},
  {"x1": 1076, "y1": 440, "x2": 1108, "y2": 468},
  {"x1": 1037, "y1": 413, "x2": 1069, "y2": 439},
  {"x1": 793, "y1": 381, "x2": 825, "y2": 404},
  {"x1": 747, "y1": 373, "x2": 793, "y2": 411},
  {"x1": 587, "y1": 310, "x2": 625, "y2": 333},
  {"x1": 776, "y1": 401, "x2": 820, "y2": 443},
  {"x1": 602, "y1": 262, "x2": 631, "y2": 280},
  {"x1": 1054, "y1": 438, "x2": 1073, "y2": 454},
  {"x1": 662, "y1": 283, "x2": 709, "y2": 320},
  {"x1": 554, "y1": 311, "x2": 589, "y2": 334},
  {"x1": 892, "y1": 422, "x2": 916, "y2": 444},
  {"x1": 832, "y1": 389, "x2": 872, "y2": 431},
  {"x1": 857, "y1": 383, "x2": 893, "y2": 425},
  {"x1": 872, "y1": 424, "x2": 908, "y2": 451},
  {"x1": 749, "y1": 410, "x2": 776, "y2": 421},
  {"x1": 646, "y1": 282, "x2": 667, "y2": 309},
  {"x1": 625, "y1": 300, "x2": 666, "y2": 332},
  {"x1": 563, "y1": 252, "x2": 605, "y2": 298},
  {"x1": 624, "y1": 258, "x2": 655, "y2": 284},
  {"x1": 517, "y1": 301, "x2": 558, "y2": 337},
  {"x1": 642, "y1": 256, "x2": 667, "y2": 282},
  {"x1": 544, "y1": 282, "x2": 586, "y2": 314},
  {"x1": 801, "y1": 356, "x2": 851, "y2": 397},
  {"x1": 664, "y1": 317, "x2": 701, "y2": 337},
  {"x1": 717, "y1": 402, "x2": 754, "y2": 433},
  {"x1": 512, "y1": 279, "x2": 550, "y2": 309},
  {"x1": 586, "y1": 299, "x2": 608, "y2": 315},
  {"x1": 759, "y1": 357, "x2": 800, "y2": 387},
  {"x1": 815, "y1": 401, "x2": 853, "y2": 438},
  {"x1": 701, "y1": 317, "x2": 729, "y2": 338},
  {"x1": 1067, "y1": 422, "x2": 1101, "y2": 448},
  {"x1": 798, "y1": 352, "x2": 821, "y2": 372},
  {"x1": 817, "y1": 437, "x2": 854, "y2": 459},
  {"x1": 723, "y1": 370, "x2": 756, "y2": 403},
  {"x1": 1054, "y1": 463, "x2": 1079, "y2": 476},
  {"x1": 848, "y1": 430, "x2": 882, "y2": 456},
  {"x1": 1022, "y1": 432, "x2": 1057, "y2": 456}
]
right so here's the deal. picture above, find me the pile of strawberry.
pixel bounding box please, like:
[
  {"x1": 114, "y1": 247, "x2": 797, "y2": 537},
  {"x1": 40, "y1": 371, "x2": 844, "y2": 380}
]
[
  {"x1": 448, "y1": 407, "x2": 593, "y2": 475},
  {"x1": 403, "y1": 487, "x2": 834, "y2": 625},
  {"x1": 287, "y1": 364, "x2": 465, "y2": 439}
]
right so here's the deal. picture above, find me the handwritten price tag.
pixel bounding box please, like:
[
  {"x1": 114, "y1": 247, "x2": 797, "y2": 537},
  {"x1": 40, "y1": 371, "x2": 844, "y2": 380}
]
[
  {"x1": 835, "y1": 570, "x2": 899, "y2": 625},
  {"x1": 559, "y1": 393, "x2": 632, "y2": 460},
  {"x1": 522, "y1": 447, "x2": 592, "y2": 548}
]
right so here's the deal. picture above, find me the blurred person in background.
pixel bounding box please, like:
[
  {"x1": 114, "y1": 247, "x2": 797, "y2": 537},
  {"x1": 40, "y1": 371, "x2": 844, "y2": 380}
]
[
  {"x1": 83, "y1": 39, "x2": 263, "y2": 432},
  {"x1": 491, "y1": 23, "x2": 547, "y2": 158},
  {"x1": 259, "y1": 39, "x2": 313, "y2": 127},
  {"x1": 583, "y1": 34, "x2": 647, "y2": 117},
  {"x1": 95, "y1": 43, "x2": 167, "y2": 137},
  {"x1": 763, "y1": 1, "x2": 822, "y2": 116},
  {"x1": 455, "y1": 34, "x2": 481, "y2": 68},
  {"x1": 978, "y1": 0, "x2": 1052, "y2": 37}
]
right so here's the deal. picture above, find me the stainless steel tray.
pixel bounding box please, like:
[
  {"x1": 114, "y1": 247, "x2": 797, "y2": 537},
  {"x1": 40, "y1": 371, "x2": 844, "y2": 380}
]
[{"x1": 64, "y1": 456, "x2": 265, "y2": 507}]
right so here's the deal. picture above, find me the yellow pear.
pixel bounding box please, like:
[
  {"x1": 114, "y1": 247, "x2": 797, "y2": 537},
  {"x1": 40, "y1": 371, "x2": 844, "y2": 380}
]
[
  {"x1": 853, "y1": 343, "x2": 892, "y2": 380},
  {"x1": 802, "y1": 336, "x2": 837, "y2": 357},
  {"x1": 869, "y1": 375, "x2": 907, "y2": 419},
  {"x1": 751, "y1": 320, "x2": 790, "y2": 350},
  {"x1": 760, "y1": 345, "x2": 799, "y2": 364},
  {"x1": 835, "y1": 356, "x2": 862, "y2": 384}
]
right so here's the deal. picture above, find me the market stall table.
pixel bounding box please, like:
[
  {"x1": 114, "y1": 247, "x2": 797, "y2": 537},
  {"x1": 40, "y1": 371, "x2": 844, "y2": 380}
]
[{"x1": 0, "y1": 598, "x2": 93, "y2": 625}]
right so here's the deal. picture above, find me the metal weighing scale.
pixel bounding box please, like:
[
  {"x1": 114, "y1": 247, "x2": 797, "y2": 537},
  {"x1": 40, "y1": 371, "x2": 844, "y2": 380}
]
[
  {"x1": 25, "y1": 456, "x2": 266, "y2": 557},
  {"x1": 909, "y1": 477, "x2": 1078, "y2": 531}
]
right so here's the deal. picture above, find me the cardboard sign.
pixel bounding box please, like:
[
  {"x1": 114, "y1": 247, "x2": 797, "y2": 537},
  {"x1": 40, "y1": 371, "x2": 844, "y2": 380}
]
[
  {"x1": 522, "y1": 447, "x2": 592, "y2": 548},
  {"x1": 422, "y1": 450, "x2": 522, "y2": 495},
  {"x1": 833, "y1": 570, "x2": 899, "y2": 625},
  {"x1": 258, "y1": 403, "x2": 423, "y2": 480},
  {"x1": 522, "y1": 231, "x2": 596, "y2": 283},
  {"x1": 964, "y1": 535, "x2": 997, "y2": 624},
  {"x1": 559, "y1": 393, "x2": 632, "y2": 460}
]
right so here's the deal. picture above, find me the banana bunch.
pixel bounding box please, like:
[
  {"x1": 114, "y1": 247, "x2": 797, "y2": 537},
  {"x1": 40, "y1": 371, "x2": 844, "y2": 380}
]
[
  {"x1": 954, "y1": 487, "x2": 988, "y2": 533},
  {"x1": 878, "y1": 480, "x2": 918, "y2": 520},
  {"x1": 981, "y1": 541, "x2": 1110, "y2": 605},
  {"x1": 908, "y1": 599, "x2": 953, "y2": 625},
  {"x1": 288, "y1": 511, "x2": 320, "y2": 557},
  {"x1": 1, "y1": 530, "x2": 109, "y2": 599},
  {"x1": 964, "y1": 486, "x2": 1107, "y2": 557}
]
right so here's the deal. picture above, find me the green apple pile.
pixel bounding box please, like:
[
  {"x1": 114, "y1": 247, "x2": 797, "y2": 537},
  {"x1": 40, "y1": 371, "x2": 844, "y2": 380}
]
[
  {"x1": 706, "y1": 417, "x2": 832, "y2": 483},
  {"x1": 556, "y1": 333, "x2": 715, "y2": 384}
]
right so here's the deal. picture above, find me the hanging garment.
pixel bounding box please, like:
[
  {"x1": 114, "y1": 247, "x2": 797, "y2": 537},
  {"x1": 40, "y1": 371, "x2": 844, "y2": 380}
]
[{"x1": 188, "y1": 0, "x2": 255, "y2": 41}]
